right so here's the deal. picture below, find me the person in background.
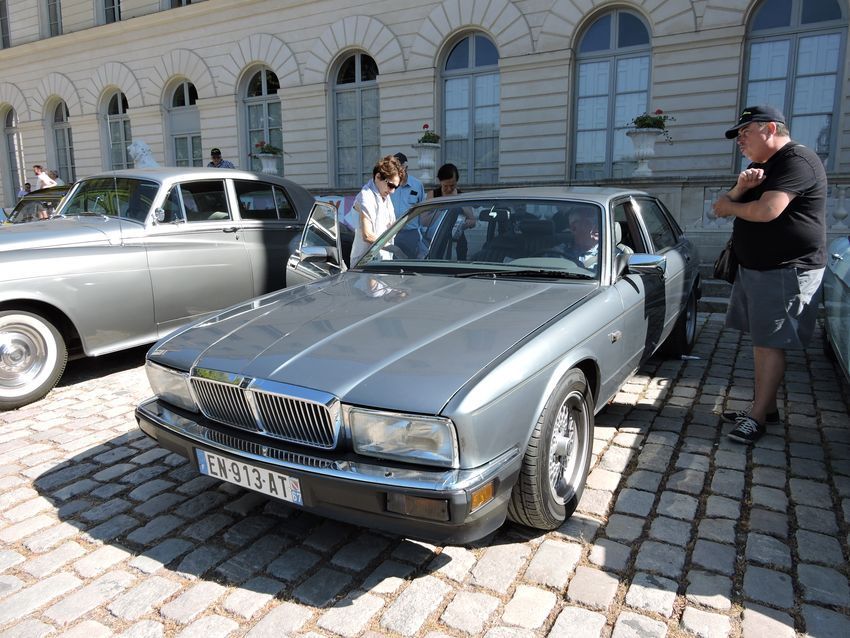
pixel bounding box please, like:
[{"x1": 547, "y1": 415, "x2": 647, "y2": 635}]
[
  {"x1": 349, "y1": 155, "x2": 403, "y2": 264},
  {"x1": 32, "y1": 165, "x2": 57, "y2": 191},
  {"x1": 390, "y1": 152, "x2": 426, "y2": 257},
  {"x1": 713, "y1": 105, "x2": 827, "y2": 445},
  {"x1": 207, "y1": 148, "x2": 235, "y2": 168},
  {"x1": 48, "y1": 170, "x2": 65, "y2": 186},
  {"x1": 16, "y1": 183, "x2": 31, "y2": 200},
  {"x1": 426, "y1": 163, "x2": 476, "y2": 259}
]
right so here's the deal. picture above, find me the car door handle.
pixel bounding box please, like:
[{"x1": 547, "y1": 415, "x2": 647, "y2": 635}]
[
  {"x1": 222, "y1": 227, "x2": 239, "y2": 233},
  {"x1": 831, "y1": 253, "x2": 843, "y2": 262},
  {"x1": 609, "y1": 330, "x2": 622, "y2": 343}
]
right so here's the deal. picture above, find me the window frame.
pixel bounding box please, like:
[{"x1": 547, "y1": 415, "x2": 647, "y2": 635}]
[
  {"x1": 105, "y1": 91, "x2": 133, "y2": 170},
  {"x1": 52, "y1": 101, "x2": 76, "y2": 183},
  {"x1": 103, "y1": 0, "x2": 121, "y2": 24},
  {"x1": 168, "y1": 81, "x2": 202, "y2": 167},
  {"x1": 45, "y1": 0, "x2": 62, "y2": 37},
  {"x1": 243, "y1": 67, "x2": 282, "y2": 175},
  {"x1": 3, "y1": 109, "x2": 25, "y2": 200},
  {"x1": 332, "y1": 51, "x2": 380, "y2": 189},
  {"x1": 1, "y1": 1, "x2": 10, "y2": 49}
]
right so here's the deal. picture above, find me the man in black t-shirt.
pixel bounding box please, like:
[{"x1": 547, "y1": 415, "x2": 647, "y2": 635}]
[{"x1": 712, "y1": 105, "x2": 827, "y2": 445}]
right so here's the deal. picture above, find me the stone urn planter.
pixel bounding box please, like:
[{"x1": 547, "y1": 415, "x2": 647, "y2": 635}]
[
  {"x1": 255, "y1": 153, "x2": 280, "y2": 175},
  {"x1": 626, "y1": 128, "x2": 663, "y2": 177},
  {"x1": 412, "y1": 142, "x2": 440, "y2": 185}
]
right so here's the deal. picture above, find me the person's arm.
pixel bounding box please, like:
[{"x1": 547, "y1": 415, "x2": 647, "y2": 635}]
[
  {"x1": 357, "y1": 201, "x2": 381, "y2": 243},
  {"x1": 712, "y1": 167, "x2": 793, "y2": 222}
]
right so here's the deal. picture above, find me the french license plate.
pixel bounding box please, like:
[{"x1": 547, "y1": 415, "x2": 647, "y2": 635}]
[{"x1": 195, "y1": 449, "x2": 303, "y2": 506}]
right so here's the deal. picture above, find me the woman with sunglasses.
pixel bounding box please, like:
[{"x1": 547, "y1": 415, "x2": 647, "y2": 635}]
[{"x1": 349, "y1": 155, "x2": 404, "y2": 265}]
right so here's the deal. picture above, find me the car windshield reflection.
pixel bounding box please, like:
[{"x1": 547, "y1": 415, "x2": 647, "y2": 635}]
[
  {"x1": 59, "y1": 177, "x2": 159, "y2": 223},
  {"x1": 358, "y1": 198, "x2": 604, "y2": 280}
]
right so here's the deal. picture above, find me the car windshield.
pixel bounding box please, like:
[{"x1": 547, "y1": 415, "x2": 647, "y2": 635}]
[
  {"x1": 358, "y1": 198, "x2": 604, "y2": 280},
  {"x1": 59, "y1": 177, "x2": 159, "y2": 223}
]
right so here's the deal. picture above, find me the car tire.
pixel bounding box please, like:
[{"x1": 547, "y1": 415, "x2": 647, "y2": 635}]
[
  {"x1": 663, "y1": 286, "x2": 697, "y2": 356},
  {"x1": 507, "y1": 368, "x2": 593, "y2": 531},
  {"x1": 0, "y1": 311, "x2": 67, "y2": 410}
]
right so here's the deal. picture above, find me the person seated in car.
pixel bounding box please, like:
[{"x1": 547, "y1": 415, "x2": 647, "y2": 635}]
[{"x1": 549, "y1": 206, "x2": 601, "y2": 270}]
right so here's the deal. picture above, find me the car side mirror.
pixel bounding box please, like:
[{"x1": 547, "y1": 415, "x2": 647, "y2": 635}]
[
  {"x1": 301, "y1": 245, "x2": 340, "y2": 263},
  {"x1": 154, "y1": 207, "x2": 166, "y2": 223},
  {"x1": 627, "y1": 253, "x2": 667, "y2": 276}
]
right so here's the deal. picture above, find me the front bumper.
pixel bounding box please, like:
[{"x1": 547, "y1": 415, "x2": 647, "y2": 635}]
[{"x1": 135, "y1": 397, "x2": 522, "y2": 544}]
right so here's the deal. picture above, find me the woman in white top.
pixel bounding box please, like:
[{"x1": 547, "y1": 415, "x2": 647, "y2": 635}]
[{"x1": 349, "y1": 155, "x2": 403, "y2": 264}]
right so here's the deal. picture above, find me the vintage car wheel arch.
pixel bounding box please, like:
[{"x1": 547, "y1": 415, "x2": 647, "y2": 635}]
[
  {"x1": 0, "y1": 309, "x2": 69, "y2": 409},
  {"x1": 506, "y1": 367, "x2": 594, "y2": 530}
]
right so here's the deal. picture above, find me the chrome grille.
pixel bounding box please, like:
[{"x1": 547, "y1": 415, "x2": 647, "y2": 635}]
[
  {"x1": 253, "y1": 391, "x2": 335, "y2": 448},
  {"x1": 191, "y1": 377, "x2": 259, "y2": 432},
  {"x1": 190, "y1": 370, "x2": 339, "y2": 449}
]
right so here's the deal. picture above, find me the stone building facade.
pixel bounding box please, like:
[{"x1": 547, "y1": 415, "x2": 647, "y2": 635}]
[{"x1": 1, "y1": 0, "x2": 848, "y2": 258}]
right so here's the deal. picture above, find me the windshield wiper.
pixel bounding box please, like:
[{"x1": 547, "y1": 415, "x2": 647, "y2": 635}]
[{"x1": 454, "y1": 269, "x2": 595, "y2": 280}]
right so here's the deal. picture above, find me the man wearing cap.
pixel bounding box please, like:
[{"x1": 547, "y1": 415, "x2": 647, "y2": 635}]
[
  {"x1": 389, "y1": 152, "x2": 426, "y2": 257},
  {"x1": 207, "y1": 148, "x2": 235, "y2": 169},
  {"x1": 713, "y1": 105, "x2": 827, "y2": 444}
]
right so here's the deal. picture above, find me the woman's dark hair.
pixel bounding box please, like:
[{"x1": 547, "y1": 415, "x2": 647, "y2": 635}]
[{"x1": 436, "y1": 163, "x2": 459, "y2": 181}]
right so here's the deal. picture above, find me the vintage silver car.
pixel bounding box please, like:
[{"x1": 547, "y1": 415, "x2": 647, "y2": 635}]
[
  {"x1": 0, "y1": 167, "x2": 315, "y2": 410},
  {"x1": 136, "y1": 187, "x2": 700, "y2": 543},
  {"x1": 824, "y1": 234, "x2": 850, "y2": 382}
]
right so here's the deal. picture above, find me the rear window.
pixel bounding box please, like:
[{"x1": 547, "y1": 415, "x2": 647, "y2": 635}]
[{"x1": 234, "y1": 180, "x2": 297, "y2": 221}]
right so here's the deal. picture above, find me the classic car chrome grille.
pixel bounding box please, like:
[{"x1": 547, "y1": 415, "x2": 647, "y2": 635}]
[
  {"x1": 253, "y1": 391, "x2": 336, "y2": 448},
  {"x1": 190, "y1": 371, "x2": 339, "y2": 449},
  {"x1": 191, "y1": 378, "x2": 259, "y2": 433},
  {"x1": 204, "y1": 428, "x2": 337, "y2": 469}
]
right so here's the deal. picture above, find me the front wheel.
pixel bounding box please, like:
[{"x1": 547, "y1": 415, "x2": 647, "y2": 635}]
[
  {"x1": 663, "y1": 286, "x2": 697, "y2": 356},
  {"x1": 507, "y1": 369, "x2": 593, "y2": 530},
  {"x1": 0, "y1": 311, "x2": 67, "y2": 410}
]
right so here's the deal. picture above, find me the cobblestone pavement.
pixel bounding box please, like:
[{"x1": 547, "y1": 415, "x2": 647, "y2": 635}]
[{"x1": 1, "y1": 313, "x2": 849, "y2": 638}]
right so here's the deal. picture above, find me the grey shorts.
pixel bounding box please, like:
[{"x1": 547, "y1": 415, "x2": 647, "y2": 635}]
[{"x1": 725, "y1": 266, "x2": 824, "y2": 349}]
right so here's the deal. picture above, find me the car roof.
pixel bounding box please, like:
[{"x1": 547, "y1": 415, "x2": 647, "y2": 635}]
[{"x1": 416, "y1": 186, "x2": 648, "y2": 206}]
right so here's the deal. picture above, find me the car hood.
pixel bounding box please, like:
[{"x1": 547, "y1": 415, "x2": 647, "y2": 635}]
[
  {"x1": 152, "y1": 271, "x2": 596, "y2": 414},
  {"x1": 0, "y1": 216, "x2": 127, "y2": 250}
]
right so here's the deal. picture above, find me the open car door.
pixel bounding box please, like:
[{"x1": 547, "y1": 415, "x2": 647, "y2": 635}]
[{"x1": 286, "y1": 200, "x2": 348, "y2": 287}]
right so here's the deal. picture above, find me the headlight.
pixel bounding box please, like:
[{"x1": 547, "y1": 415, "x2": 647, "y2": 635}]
[
  {"x1": 145, "y1": 362, "x2": 197, "y2": 413},
  {"x1": 347, "y1": 407, "x2": 459, "y2": 468}
]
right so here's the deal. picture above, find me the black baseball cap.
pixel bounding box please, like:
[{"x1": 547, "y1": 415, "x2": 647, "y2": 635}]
[
  {"x1": 725, "y1": 105, "x2": 786, "y2": 139},
  {"x1": 210, "y1": 148, "x2": 221, "y2": 155},
  {"x1": 393, "y1": 152, "x2": 408, "y2": 164}
]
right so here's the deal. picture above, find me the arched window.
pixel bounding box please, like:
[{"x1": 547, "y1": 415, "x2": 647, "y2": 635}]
[
  {"x1": 169, "y1": 81, "x2": 202, "y2": 167},
  {"x1": 4, "y1": 109, "x2": 25, "y2": 196},
  {"x1": 573, "y1": 10, "x2": 651, "y2": 179},
  {"x1": 106, "y1": 91, "x2": 133, "y2": 169},
  {"x1": 244, "y1": 68, "x2": 282, "y2": 174},
  {"x1": 743, "y1": 0, "x2": 846, "y2": 168},
  {"x1": 52, "y1": 101, "x2": 76, "y2": 182},
  {"x1": 441, "y1": 33, "x2": 500, "y2": 184},
  {"x1": 333, "y1": 52, "x2": 379, "y2": 188}
]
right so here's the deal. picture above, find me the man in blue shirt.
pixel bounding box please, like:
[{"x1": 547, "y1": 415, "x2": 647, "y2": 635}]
[{"x1": 390, "y1": 152, "x2": 426, "y2": 257}]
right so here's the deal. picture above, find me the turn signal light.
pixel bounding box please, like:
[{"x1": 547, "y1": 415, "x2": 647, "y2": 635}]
[
  {"x1": 387, "y1": 493, "x2": 450, "y2": 521},
  {"x1": 470, "y1": 481, "x2": 495, "y2": 512}
]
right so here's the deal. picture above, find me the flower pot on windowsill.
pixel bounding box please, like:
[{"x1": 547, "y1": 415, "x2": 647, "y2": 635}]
[
  {"x1": 255, "y1": 153, "x2": 279, "y2": 174},
  {"x1": 626, "y1": 128, "x2": 663, "y2": 177},
  {"x1": 412, "y1": 142, "x2": 440, "y2": 185}
]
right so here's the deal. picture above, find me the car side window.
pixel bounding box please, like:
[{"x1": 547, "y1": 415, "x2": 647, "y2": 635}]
[
  {"x1": 233, "y1": 181, "x2": 297, "y2": 221},
  {"x1": 179, "y1": 181, "x2": 231, "y2": 222},
  {"x1": 636, "y1": 198, "x2": 677, "y2": 251},
  {"x1": 613, "y1": 201, "x2": 646, "y2": 253}
]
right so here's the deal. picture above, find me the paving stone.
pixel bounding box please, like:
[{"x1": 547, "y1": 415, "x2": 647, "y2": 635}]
[
  {"x1": 698, "y1": 518, "x2": 736, "y2": 543},
  {"x1": 577, "y1": 487, "x2": 613, "y2": 516},
  {"x1": 524, "y1": 538, "x2": 581, "y2": 588},
  {"x1": 751, "y1": 485, "x2": 788, "y2": 513},
  {"x1": 117, "y1": 620, "x2": 165, "y2": 638},
  {"x1": 126, "y1": 514, "x2": 184, "y2": 544},
  {"x1": 548, "y1": 606, "x2": 607, "y2": 638},
  {"x1": 686, "y1": 570, "x2": 732, "y2": 610},
  {"x1": 706, "y1": 495, "x2": 740, "y2": 519},
  {"x1": 600, "y1": 445, "x2": 634, "y2": 473},
  {"x1": 174, "y1": 545, "x2": 229, "y2": 579},
  {"x1": 0, "y1": 619, "x2": 55, "y2": 638},
  {"x1": 604, "y1": 513, "x2": 645, "y2": 542},
  {"x1": 611, "y1": 610, "x2": 667, "y2": 638},
  {"x1": 84, "y1": 513, "x2": 138, "y2": 543},
  {"x1": 441, "y1": 590, "x2": 500, "y2": 634},
  {"x1": 331, "y1": 532, "x2": 390, "y2": 571},
  {"x1": 634, "y1": 540, "x2": 686, "y2": 579},
  {"x1": 749, "y1": 508, "x2": 789, "y2": 538},
  {"x1": 44, "y1": 569, "x2": 136, "y2": 625},
  {"x1": 752, "y1": 466, "x2": 786, "y2": 489},
  {"x1": 801, "y1": 604, "x2": 850, "y2": 638},
  {"x1": 714, "y1": 449, "x2": 746, "y2": 471},
  {"x1": 221, "y1": 515, "x2": 277, "y2": 547},
  {"x1": 795, "y1": 505, "x2": 838, "y2": 534},
  {"x1": 133, "y1": 492, "x2": 187, "y2": 517},
  {"x1": 680, "y1": 606, "x2": 731, "y2": 638},
  {"x1": 746, "y1": 533, "x2": 792, "y2": 569},
  {"x1": 75, "y1": 544, "x2": 132, "y2": 577},
  {"x1": 182, "y1": 512, "x2": 234, "y2": 541},
  {"x1": 390, "y1": 539, "x2": 437, "y2": 566},
  {"x1": 657, "y1": 490, "x2": 699, "y2": 519},
  {"x1": 625, "y1": 572, "x2": 677, "y2": 617},
  {"x1": 292, "y1": 567, "x2": 351, "y2": 606},
  {"x1": 128, "y1": 479, "x2": 176, "y2": 502},
  {"x1": 160, "y1": 581, "x2": 227, "y2": 624},
  {"x1": 589, "y1": 538, "x2": 630, "y2": 573},
  {"x1": 174, "y1": 491, "x2": 229, "y2": 519},
  {"x1": 60, "y1": 619, "x2": 113, "y2": 638},
  {"x1": 215, "y1": 534, "x2": 286, "y2": 583},
  {"x1": 222, "y1": 576, "x2": 284, "y2": 619},
  {"x1": 108, "y1": 575, "x2": 181, "y2": 620},
  {"x1": 0, "y1": 575, "x2": 22, "y2": 598},
  {"x1": 130, "y1": 538, "x2": 194, "y2": 574},
  {"x1": 556, "y1": 512, "x2": 602, "y2": 542},
  {"x1": 743, "y1": 565, "x2": 794, "y2": 608},
  {"x1": 245, "y1": 601, "x2": 313, "y2": 637},
  {"x1": 362, "y1": 559, "x2": 415, "y2": 594},
  {"x1": 741, "y1": 603, "x2": 795, "y2": 638},
  {"x1": 649, "y1": 516, "x2": 691, "y2": 546},
  {"x1": 666, "y1": 468, "x2": 706, "y2": 494},
  {"x1": 0, "y1": 550, "x2": 24, "y2": 574},
  {"x1": 381, "y1": 575, "x2": 451, "y2": 636},
  {"x1": 789, "y1": 478, "x2": 832, "y2": 507},
  {"x1": 795, "y1": 529, "x2": 845, "y2": 566},
  {"x1": 613, "y1": 488, "x2": 655, "y2": 517},
  {"x1": 566, "y1": 566, "x2": 619, "y2": 610},
  {"x1": 625, "y1": 469, "x2": 663, "y2": 492},
  {"x1": 173, "y1": 614, "x2": 238, "y2": 638},
  {"x1": 22, "y1": 540, "x2": 86, "y2": 578},
  {"x1": 470, "y1": 543, "x2": 530, "y2": 594},
  {"x1": 711, "y1": 468, "x2": 745, "y2": 498},
  {"x1": 266, "y1": 547, "x2": 320, "y2": 582},
  {"x1": 501, "y1": 585, "x2": 555, "y2": 629},
  {"x1": 0, "y1": 514, "x2": 54, "y2": 542},
  {"x1": 797, "y1": 563, "x2": 850, "y2": 606}
]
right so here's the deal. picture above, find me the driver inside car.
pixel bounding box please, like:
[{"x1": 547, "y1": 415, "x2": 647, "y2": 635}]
[{"x1": 547, "y1": 206, "x2": 601, "y2": 270}]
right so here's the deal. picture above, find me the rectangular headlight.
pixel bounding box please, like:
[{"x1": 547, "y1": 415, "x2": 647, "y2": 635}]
[
  {"x1": 347, "y1": 407, "x2": 459, "y2": 468},
  {"x1": 145, "y1": 362, "x2": 197, "y2": 413}
]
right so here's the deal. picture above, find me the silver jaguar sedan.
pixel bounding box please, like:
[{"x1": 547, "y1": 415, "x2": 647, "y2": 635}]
[
  {"x1": 0, "y1": 168, "x2": 315, "y2": 410},
  {"x1": 136, "y1": 187, "x2": 700, "y2": 543}
]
